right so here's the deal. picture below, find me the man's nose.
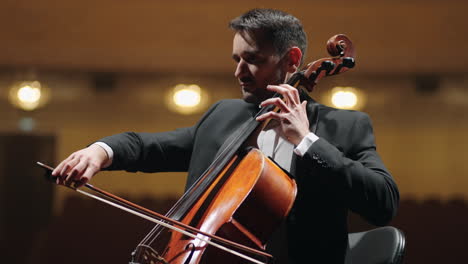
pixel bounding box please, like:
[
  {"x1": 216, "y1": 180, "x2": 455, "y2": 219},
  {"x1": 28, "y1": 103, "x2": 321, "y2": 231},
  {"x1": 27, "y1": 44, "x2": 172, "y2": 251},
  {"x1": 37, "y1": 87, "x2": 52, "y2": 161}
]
[{"x1": 234, "y1": 60, "x2": 247, "y2": 79}]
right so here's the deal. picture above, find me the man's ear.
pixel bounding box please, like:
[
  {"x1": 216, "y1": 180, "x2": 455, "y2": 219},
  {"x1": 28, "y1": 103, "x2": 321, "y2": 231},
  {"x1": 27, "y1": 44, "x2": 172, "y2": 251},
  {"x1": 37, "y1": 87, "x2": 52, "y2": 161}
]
[{"x1": 287, "y1": 47, "x2": 302, "y2": 73}]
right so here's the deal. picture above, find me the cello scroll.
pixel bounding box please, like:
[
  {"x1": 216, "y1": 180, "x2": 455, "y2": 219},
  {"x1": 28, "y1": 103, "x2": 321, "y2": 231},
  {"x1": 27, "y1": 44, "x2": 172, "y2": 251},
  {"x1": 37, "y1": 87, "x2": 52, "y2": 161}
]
[{"x1": 300, "y1": 34, "x2": 356, "y2": 92}]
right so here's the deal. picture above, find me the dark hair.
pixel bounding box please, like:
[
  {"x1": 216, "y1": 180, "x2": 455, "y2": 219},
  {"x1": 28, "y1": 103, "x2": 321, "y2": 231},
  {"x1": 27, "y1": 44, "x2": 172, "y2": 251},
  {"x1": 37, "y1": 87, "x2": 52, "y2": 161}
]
[{"x1": 229, "y1": 8, "x2": 307, "y2": 65}]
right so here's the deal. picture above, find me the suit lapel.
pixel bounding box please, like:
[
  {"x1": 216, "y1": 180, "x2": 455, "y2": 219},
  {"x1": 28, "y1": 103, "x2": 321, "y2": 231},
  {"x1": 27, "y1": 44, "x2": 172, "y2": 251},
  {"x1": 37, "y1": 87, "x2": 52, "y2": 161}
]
[{"x1": 307, "y1": 98, "x2": 320, "y2": 134}]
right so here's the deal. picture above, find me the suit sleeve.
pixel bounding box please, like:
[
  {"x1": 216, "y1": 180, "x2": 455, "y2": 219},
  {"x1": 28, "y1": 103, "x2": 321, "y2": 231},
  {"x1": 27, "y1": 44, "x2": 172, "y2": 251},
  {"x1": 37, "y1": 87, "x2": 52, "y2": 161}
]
[
  {"x1": 303, "y1": 112, "x2": 399, "y2": 226},
  {"x1": 100, "y1": 128, "x2": 195, "y2": 173},
  {"x1": 99, "y1": 101, "x2": 222, "y2": 173}
]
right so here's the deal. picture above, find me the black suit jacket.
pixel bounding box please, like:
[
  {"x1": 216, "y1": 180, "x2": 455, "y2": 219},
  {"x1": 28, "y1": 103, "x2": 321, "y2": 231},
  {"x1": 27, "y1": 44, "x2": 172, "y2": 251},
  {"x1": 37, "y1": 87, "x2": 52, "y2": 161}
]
[{"x1": 101, "y1": 96, "x2": 399, "y2": 263}]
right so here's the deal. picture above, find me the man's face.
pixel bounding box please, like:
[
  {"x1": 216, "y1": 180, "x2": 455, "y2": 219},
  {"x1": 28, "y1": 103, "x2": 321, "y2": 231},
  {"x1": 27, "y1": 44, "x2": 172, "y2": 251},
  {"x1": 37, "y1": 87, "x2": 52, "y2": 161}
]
[{"x1": 232, "y1": 31, "x2": 288, "y2": 104}]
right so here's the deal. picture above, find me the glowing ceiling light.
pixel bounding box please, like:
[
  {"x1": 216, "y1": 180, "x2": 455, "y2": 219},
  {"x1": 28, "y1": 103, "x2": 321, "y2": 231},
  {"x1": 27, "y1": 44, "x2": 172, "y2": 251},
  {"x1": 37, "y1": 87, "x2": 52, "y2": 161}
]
[
  {"x1": 173, "y1": 84, "x2": 201, "y2": 107},
  {"x1": 18, "y1": 85, "x2": 41, "y2": 103},
  {"x1": 166, "y1": 83, "x2": 209, "y2": 115},
  {"x1": 332, "y1": 90, "x2": 357, "y2": 109},
  {"x1": 329, "y1": 86, "x2": 364, "y2": 110},
  {"x1": 8, "y1": 80, "x2": 48, "y2": 111}
]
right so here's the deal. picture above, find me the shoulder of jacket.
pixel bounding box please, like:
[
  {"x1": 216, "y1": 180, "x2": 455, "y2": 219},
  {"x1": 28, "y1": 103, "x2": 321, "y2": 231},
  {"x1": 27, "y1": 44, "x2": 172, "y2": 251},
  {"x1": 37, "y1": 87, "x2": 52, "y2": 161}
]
[
  {"x1": 319, "y1": 104, "x2": 368, "y2": 119},
  {"x1": 215, "y1": 99, "x2": 249, "y2": 106},
  {"x1": 316, "y1": 105, "x2": 372, "y2": 131}
]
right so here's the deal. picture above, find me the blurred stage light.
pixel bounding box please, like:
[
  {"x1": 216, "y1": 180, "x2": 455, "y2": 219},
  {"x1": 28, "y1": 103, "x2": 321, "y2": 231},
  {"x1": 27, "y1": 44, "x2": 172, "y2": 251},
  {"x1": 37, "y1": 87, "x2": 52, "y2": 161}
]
[
  {"x1": 332, "y1": 90, "x2": 357, "y2": 109},
  {"x1": 8, "y1": 80, "x2": 50, "y2": 111},
  {"x1": 329, "y1": 86, "x2": 365, "y2": 110},
  {"x1": 173, "y1": 84, "x2": 201, "y2": 107},
  {"x1": 166, "y1": 84, "x2": 208, "y2": 114}
]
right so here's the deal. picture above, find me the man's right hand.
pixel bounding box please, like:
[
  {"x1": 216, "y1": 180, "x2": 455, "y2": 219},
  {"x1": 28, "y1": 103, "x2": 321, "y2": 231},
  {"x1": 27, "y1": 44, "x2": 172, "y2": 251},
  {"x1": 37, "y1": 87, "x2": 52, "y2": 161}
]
[{"x1": 52, "y1": 144, "x2": 109, "y2": 187}]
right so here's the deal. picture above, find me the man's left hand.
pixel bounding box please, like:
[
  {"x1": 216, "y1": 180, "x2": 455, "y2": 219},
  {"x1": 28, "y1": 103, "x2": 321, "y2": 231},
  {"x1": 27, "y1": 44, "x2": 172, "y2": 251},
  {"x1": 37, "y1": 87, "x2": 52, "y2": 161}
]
[{"x1": 256, "y1": 84, "x2": 310, "y2": 145}]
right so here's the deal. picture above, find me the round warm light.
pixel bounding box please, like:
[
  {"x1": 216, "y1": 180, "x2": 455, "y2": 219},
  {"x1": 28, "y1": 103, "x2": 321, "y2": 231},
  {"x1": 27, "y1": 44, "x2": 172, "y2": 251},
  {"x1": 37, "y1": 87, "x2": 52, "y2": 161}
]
[
  {"x1": 173, "y1": 85, "x2": 201, "y2": 107},
  {"x1": 18, "y1": 85, "x2": 41, "y2": 103},
  {"x1": 166, "y1": 84, "x2": 208, "y2": 115},
  {"x1": 331, "y1": 90, "x2": 357, "y2": 109},
  {"x1": 8, "y1": 80, "x2": 48, "y2": 111},
  {"x1": 327, "y1": 86, "x2": 365, "y2": 110}
]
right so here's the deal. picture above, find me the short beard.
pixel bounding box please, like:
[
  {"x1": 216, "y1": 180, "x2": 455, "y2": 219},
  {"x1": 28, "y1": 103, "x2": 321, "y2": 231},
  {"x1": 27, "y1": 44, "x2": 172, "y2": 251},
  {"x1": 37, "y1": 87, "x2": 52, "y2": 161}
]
[{"x1": 242, "y1": 92, "x2": 261, "y2": 105}]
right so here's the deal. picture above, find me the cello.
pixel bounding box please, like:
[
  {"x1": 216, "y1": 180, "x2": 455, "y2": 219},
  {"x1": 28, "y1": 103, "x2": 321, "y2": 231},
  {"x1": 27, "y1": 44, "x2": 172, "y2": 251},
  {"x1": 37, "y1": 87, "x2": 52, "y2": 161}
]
[{"x1": 38, "y1": 34, "x2": 355, "y2": 264}]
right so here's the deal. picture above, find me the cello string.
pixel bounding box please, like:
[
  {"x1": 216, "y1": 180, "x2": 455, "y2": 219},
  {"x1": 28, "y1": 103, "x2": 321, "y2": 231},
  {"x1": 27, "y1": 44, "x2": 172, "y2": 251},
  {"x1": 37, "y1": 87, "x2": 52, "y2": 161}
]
[
  {"x1": 143, "y1": 109, "x2": 264, "y2": 246},
  {"x1": 142, "y1": 72, "x2": 304, "y2": 249},
  {"x1": 141, "y1": 106, "x2": 261, "y2": 246}
]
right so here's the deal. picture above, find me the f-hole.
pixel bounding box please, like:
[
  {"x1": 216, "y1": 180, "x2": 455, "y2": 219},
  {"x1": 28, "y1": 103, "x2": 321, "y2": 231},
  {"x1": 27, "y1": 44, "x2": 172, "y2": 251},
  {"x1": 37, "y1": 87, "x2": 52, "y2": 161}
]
[{"x1": 183, "y1": 243, "x2": 196, "y2": 264}]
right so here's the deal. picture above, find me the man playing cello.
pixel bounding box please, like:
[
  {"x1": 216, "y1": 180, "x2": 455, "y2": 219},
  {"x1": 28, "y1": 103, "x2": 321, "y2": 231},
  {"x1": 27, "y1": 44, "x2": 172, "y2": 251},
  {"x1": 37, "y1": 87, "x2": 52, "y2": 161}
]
[{"x1": 52, "y1": 8, "x2": 399, "y2": 263}]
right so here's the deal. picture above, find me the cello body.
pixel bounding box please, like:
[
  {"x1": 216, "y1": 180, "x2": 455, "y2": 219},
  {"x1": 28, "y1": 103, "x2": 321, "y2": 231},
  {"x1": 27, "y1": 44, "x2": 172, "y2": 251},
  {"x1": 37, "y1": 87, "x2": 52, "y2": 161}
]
[{"x1": 136, "y1": 148, "x2": 297, "y2": 263}]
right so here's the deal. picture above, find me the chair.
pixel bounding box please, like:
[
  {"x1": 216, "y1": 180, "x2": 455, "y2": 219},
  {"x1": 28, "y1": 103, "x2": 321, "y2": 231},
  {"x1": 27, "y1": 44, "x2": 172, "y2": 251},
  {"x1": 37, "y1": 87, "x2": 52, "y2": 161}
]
[{"x1": 345, "y1": 226, "x2": 406, "y2": 264}]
